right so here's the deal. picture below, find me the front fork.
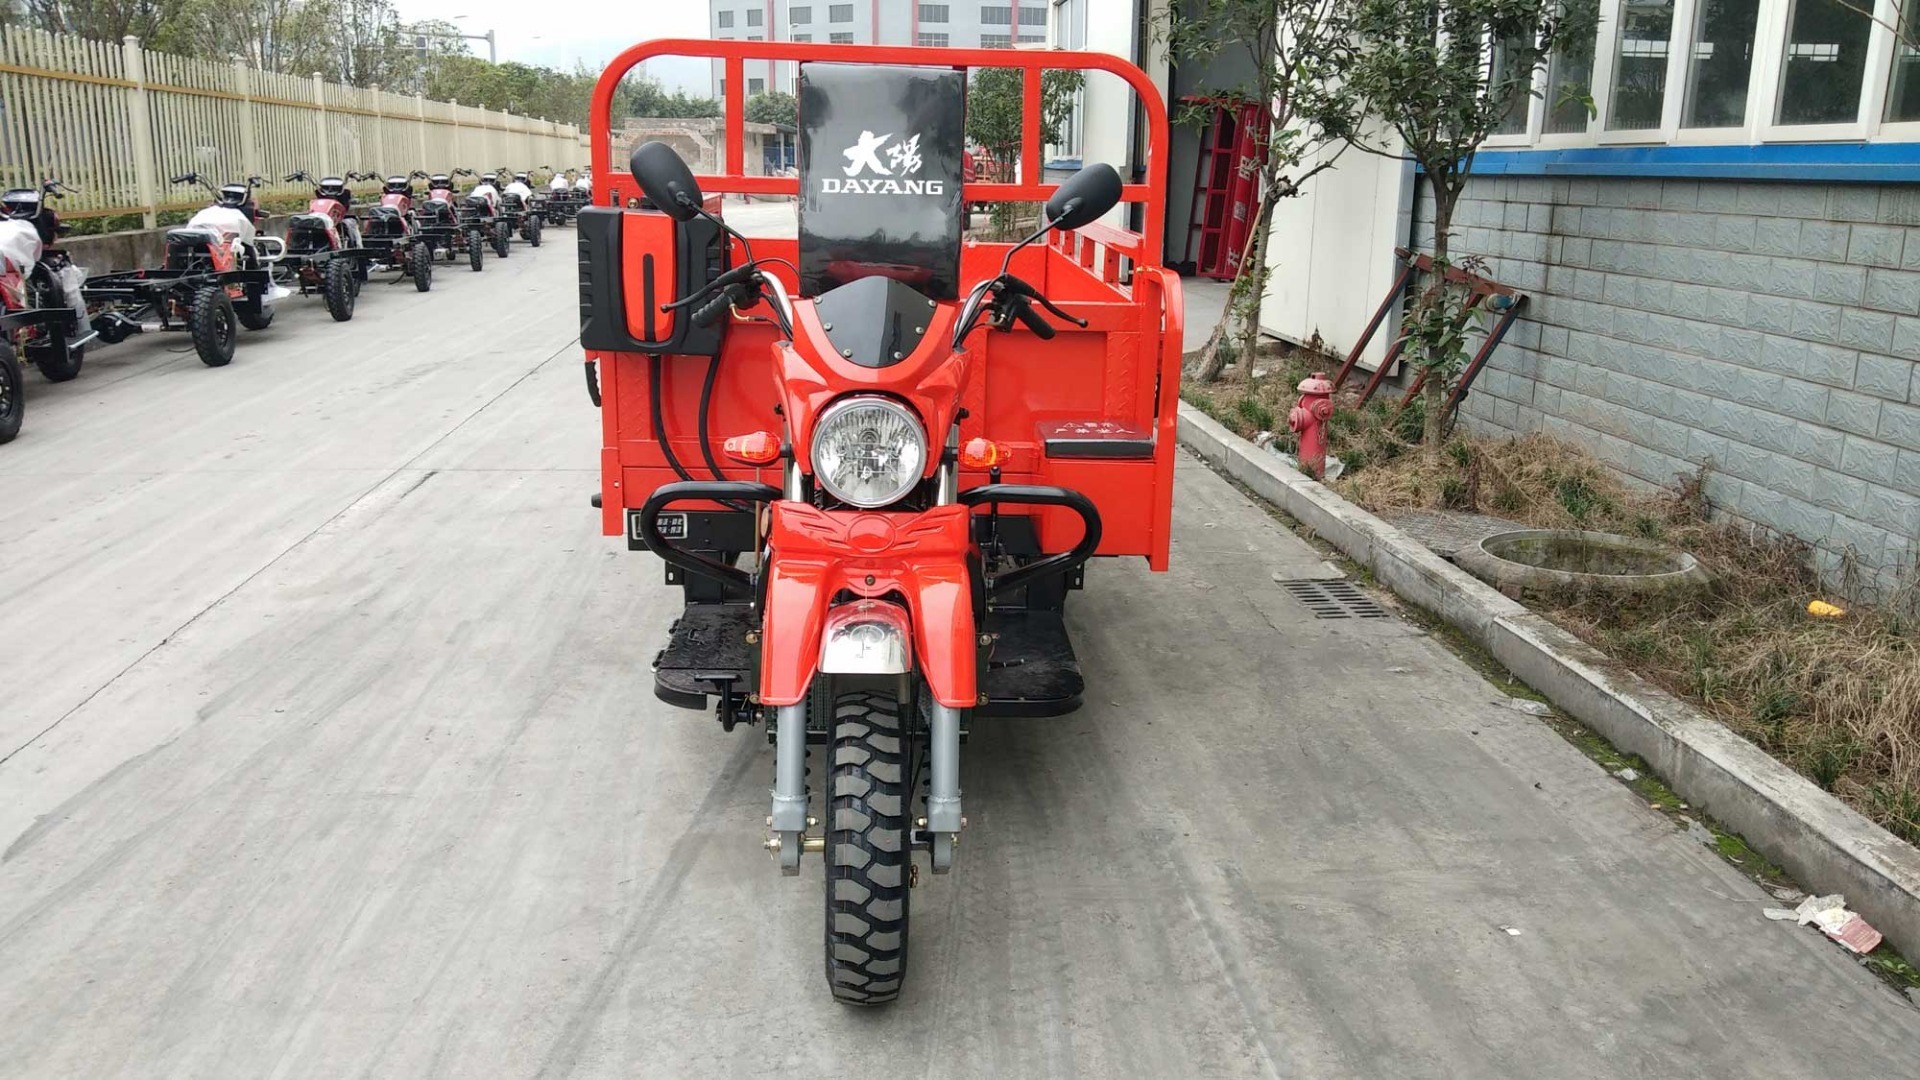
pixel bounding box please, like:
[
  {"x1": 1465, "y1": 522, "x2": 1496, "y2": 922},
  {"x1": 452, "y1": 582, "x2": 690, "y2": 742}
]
[{"x1": 768, "y1": 436, "x2": 968, "y2": 876}]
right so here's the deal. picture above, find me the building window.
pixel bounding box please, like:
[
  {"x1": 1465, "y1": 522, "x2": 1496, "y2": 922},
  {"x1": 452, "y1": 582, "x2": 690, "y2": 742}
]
[
  {"x1": 981, "y1": 34, "x2": 1012, "y2": 48},
  {"x1": 746, "y1": 8, "x2": 762, "y2": 26},
  {"x1": 918, "y1": 32, "x2": 950, "y2": 46},
  {"x1": 794, "y1": 32, "x2": 813, "y2": 41},
  {"x1": 1019, "y1": 6, "x2": 1046, "y2": 25},
  {"x1": 747, "y1": 34, "x2": 763, "y2": 41},
  {"x1": 1019, "y1": 34, "x2": 1044, "y2": 44},
  {"x1": 1490, "y1": 36, "x2": 1534, "y2": 135},
  {"x1": 1776, "y1": 0, "x2": 1871, "y2": 125},
  {"x1": 920, "y1": 3, "x2": 948, "y2": 21},
  {"x1": 1607, "y1": 0, "x2": 1674, "y2": 130},
  {"x1": 791, "y1": 6, "x2": 811, "y2": 23},
  {"x1": 1891, "y1": 7, "x2": 1920, "y2": 121},
  {"x1": 830, "y1": 31, "x2": 854, "y2": 42},
  {"x1": 981, "y1": 5, "x2": 1011, "y2": 24},
  {"x1": 829, "y1": 3, "x2": 853, "y2": 21},
  {"x1": 1682, "y1": 0, "x2": 1760, "y2": 127},
  {"x1": 750, "y1": 77, "x2": 765, "y2": 93},
  {"x1": 717, "y1": 10, "x2": 734, "y2": 28},
  {"x1": 1544, "y1": 23, "x2": 1598, "y2": 134}
]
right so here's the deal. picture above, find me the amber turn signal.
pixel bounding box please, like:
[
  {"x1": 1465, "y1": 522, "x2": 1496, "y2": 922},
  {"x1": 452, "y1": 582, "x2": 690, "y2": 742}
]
[
  {"x1": 724, "y1": 430, "x2": 782, "y2": 465},
  {"x1": 959, "y1": 437, "x2": 1009, "y2": 470}
]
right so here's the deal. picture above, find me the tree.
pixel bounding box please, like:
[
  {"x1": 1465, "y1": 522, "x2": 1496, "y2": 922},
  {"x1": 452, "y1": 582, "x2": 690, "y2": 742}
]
[
  {"x1": 963, "y1": 65, "x2": 1085, "y2": 184},
  {"x1": 1159, "y1": 0, "x2": 1359, "y2": 385},
  {"x1": 745, "y1": 89, "x2": 797, "y2": 128},
  {"x1": 619, "y1": 71, "x2": 721, "y2": 119},
  {"x1": 1335, "y1": 0, "x2": 1596, "y2": 460}
]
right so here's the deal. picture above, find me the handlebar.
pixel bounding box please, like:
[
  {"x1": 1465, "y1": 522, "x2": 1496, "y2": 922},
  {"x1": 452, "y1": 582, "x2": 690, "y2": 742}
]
[{"x1": 284, "y1": 171, "x2": 311, "y2": 183}]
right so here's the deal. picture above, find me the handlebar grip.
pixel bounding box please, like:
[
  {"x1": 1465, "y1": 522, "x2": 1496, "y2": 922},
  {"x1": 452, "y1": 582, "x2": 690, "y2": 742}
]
[
  {"x1": 692, "y1": 289, "x2": 736, "y2": 328},
  {"x1": 170, "y1": 173, "x2": 193, "y2": 184},
  {"x1": 1010, "y1": 298, "x2": 1056, "y2": 340}
]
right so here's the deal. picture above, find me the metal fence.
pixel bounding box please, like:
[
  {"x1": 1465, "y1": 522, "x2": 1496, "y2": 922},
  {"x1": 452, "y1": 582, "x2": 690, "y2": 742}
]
[{"x1": 0, "y1": 28, "x2": 587, "y2": 220}]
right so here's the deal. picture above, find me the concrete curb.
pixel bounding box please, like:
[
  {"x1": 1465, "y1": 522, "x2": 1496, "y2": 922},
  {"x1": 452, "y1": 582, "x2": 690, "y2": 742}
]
[{"x1": 1177, "y1": 401, "x2": 1920, "y2": 961}]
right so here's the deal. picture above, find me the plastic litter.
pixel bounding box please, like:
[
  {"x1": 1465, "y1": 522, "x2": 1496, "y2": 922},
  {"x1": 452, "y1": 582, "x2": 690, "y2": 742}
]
[
  {"x1": 1613, "y1": 767, "x2": 1640, "y2": 782},
  {"x1": 1779, "y1": 894, "x2": 1882, "y2": 955},
  {"x1": 1504, "y1": 698, "x2": 1552, "y2": 716},
  {"x1": 1807, "y1": 600, "x2": 1846, "y2": 618},
  {"x1": 1499, "y1": 926, "x2": 1522, "y2": 936}
]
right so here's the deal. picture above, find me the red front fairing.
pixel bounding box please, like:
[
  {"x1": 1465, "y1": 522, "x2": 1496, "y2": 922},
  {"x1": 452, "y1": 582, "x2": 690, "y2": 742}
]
[
  {"x1": 381, "y1": 192, "x2": 413, "y2": 213},
  {"x1": 760, "y1": 503, "x2": 977, "y2": 708},
  {"x1": 308, "y1": 197, "x2": 347, "y2": 223},
  {"x1": 777, "y1": 299, "x2": 966, "y2": 478}
]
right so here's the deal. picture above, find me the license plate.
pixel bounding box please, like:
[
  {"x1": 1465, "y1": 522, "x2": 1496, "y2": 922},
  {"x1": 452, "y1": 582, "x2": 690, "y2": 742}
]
[{"x1": 632, "y1": 511, "x2": 687, "y2": 542}]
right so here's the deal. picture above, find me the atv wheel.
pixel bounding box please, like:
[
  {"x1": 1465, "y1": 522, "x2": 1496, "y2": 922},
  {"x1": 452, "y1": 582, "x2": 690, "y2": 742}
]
[
  {"x1": 0, "y1": 343, "x2": 23, "y2": 444},
  {"x1": 237, "y1": 297, "x2": 274, "y2": 331},
  {"x1": 413, "y1": 250, "x2": 433, "y2": 292},
  {"x1": 189, "y1": 285, "x2": 237, "y2": 367},
  {"x1": 323, "y1": 257, "x2": 357, "y2": 321},
  {"x1": 29, "y1": 335, "x2": 83, "y2": 383},
  {"x1": 528, "y1": 216, "x2": 543, "y2": 248},
  {"x1": 467, "y1": 230, "x2": 485, "y2": 272},
  {"x1": 824, "y1": 690, "x2": 914, "y2": 1006},
  {"x1": 493, "y1": 229, "x2": 510, "y2": 258}
]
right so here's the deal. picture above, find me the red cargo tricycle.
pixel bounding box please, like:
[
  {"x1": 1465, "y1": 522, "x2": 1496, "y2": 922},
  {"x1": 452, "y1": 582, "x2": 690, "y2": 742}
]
[{"x1": 583, "y1": 40, "x2": 1181, "y2": 1005}]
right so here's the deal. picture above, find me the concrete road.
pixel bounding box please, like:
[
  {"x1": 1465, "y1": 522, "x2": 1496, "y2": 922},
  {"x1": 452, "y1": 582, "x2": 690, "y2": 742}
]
[{"x1": 2, "y1": 239, "x2": 1916, "y2": 1080}]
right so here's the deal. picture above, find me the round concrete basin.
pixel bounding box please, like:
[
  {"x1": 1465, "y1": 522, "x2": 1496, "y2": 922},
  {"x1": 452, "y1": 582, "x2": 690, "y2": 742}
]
[{"x1": 1456, "y1": 529, "x2": 1710, "y2": 596}]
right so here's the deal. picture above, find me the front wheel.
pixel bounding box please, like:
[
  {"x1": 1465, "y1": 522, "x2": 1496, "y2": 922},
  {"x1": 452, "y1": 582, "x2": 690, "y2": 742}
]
[
  {"x1": 237, "y1": 295, "x2": 274, "y2": 331},
  {"x1": 824, "y1": 690, "x2": 913, "y2": 1006},
  {"x1": 324, "y1": 257, "x2": 356, "y2": 321},
  {"x1": 493, "y1": 228, "x2": 509, "y2": 259},
  {"x1": 0, "y1": 343, "x2": 23, "y2": 444},
  {"x1": 467, "y1": 230, "x2": 485, "y2": 272},
  {"x1": 413, "y1": 248, "x2": 433, "y2": 292},
  {"x1": 189, "y1": 285, "x2": 236, "y2": 367},
  {"x1": 528, "y1": 216, "x2": 543, "y2": 248}
]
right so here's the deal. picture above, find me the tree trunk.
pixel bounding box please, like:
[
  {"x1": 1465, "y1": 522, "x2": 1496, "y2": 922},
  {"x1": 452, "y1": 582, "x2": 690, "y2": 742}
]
[
  {"x1": 1422, "y1": 190, "x2": 1455, "y2": 464},
  {"x1": 1189, "y1": 184, "x2": 1275, "y2": 384},
  {"x1": 1238, "y1": 189, "x2": 1279, "y2": 385}
]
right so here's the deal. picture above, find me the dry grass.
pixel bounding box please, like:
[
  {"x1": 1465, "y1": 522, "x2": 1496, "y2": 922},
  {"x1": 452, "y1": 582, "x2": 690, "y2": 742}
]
[{"x1": 1184, "y1": 362, "x2": 1920, "y2": 847}]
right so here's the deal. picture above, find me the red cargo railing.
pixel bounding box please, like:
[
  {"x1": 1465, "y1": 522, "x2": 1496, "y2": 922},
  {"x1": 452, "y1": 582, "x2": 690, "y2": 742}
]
[{"x1": 589, "y1": 39, "x2": 1170, "y2": 266}]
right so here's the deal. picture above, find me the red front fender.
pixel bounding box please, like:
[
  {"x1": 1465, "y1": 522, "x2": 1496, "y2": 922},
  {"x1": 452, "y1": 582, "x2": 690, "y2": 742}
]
[{"x1": 759, "y1": 503, "x2": 978, "y2": 709}]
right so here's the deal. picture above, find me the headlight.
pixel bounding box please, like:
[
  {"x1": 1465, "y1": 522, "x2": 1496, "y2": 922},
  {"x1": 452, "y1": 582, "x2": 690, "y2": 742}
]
[{"x1": 811, "y1": 396, "x2": 928, "y2": 508}]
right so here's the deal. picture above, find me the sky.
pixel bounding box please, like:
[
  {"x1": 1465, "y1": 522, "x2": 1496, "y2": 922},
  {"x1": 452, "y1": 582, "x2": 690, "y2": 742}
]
[{"x1": 391, "y1": 2, "x2": 713, "y2": 93}]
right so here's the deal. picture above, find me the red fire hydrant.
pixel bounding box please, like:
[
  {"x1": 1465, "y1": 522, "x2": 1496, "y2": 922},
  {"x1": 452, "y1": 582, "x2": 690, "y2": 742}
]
[{"x1": 1288, "y1": 372, "x2": 1335, "y2": 478}]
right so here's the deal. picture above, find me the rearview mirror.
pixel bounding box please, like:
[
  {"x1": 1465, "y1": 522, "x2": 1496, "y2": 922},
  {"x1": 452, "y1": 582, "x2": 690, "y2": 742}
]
[
  {"x1": 630, "y1": 141, "x2": 704, "y2": 221},
  {"x1": 1044, "y1": 163, "x2": 1124, "y2": 232}
]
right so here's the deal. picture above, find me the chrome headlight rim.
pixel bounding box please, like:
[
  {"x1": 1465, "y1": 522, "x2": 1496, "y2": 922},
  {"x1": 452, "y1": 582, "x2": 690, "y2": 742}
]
[{"x1": 810, "y1": 395, "x2": 929, "y2": 509}]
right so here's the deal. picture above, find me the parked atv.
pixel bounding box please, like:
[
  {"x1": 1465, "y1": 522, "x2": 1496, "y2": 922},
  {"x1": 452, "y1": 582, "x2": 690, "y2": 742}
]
[
  {"x1": 418, "y1": 170, "x2": 486, "y2": 272},
  {"x1": 500, "y1": 170, "x2": 544, "y2": 248},
  {"x1": 0, "y1": 179, "x2": 90, "y2": 407},
  {"x1": 80, "y1": 173, "x2": 281, "y2": 368},
  {"x1": 462, "y1": 171, "x2": 512, "y2": 260},
  {"x1": 278, "y1": 170, "x2": 367, "y2": 321},
  {"x1": 352, "y1": 171, "x2": 434, "y2": 292},
  {"x1": 543, "y1": 168, "x2": 576, "y2": 226}
]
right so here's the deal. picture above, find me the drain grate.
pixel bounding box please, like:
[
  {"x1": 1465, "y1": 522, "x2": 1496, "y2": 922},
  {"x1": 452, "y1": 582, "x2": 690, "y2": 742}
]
[{"x1": 1276, "y1": 579, "x2": 1389, "y2": 619}]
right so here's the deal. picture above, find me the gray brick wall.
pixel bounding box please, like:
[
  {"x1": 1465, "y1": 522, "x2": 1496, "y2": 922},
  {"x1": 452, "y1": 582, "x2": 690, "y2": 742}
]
[{"x1": 1420, "y1": 176, "x2": 1919, "y2": 600}]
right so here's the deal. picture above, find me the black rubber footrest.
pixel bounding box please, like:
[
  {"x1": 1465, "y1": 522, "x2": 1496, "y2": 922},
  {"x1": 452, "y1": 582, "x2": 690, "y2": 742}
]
[
  {"x1": 979, "y1": 609, "x2": 1083, "y2": 718},
  {"x1": 654, "y1": 604, "x2": 755, "y2": 709}
]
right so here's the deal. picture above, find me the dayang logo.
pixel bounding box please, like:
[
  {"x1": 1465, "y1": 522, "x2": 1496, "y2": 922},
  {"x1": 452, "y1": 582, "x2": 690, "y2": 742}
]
[{"x1": 818, "y1": 131, "x2": 945, "y2": 195}]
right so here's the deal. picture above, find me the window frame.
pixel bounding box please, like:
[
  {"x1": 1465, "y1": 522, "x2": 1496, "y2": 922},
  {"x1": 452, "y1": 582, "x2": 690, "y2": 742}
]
[
  {"x1": 791, "y1": 6, "x2": 811, "y2": 25},
  {"x1": 1476, "y1": 0, "x2": 1920, "y2": 152},
  {"x1": 828, "y1": 3, "x2": 853, "y2": 23}
]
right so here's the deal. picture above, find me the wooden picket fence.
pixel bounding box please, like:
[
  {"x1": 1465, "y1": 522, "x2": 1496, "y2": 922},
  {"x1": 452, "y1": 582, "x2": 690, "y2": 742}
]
[{"x1": 0, "y1": 27, "x2": 586, "y2": 220}]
